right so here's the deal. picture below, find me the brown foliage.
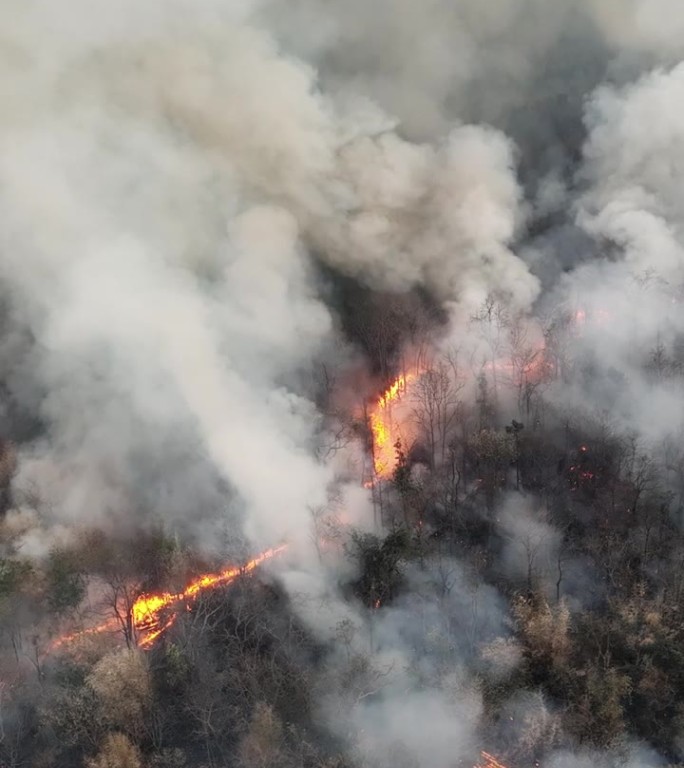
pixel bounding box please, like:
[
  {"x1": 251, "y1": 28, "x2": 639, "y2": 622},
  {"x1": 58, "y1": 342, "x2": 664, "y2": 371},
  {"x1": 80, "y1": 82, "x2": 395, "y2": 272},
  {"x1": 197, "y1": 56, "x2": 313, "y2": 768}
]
[
  {"x1": 238, "y1": 702, "x2": 286, "y2": 768},
  {"x1": 87, "y1": 649, "x2": 151, "y2": 740},
  {"x1": 86, "y1": 733, "x2": 142, "y2": 768},
  {"x1": 513, "y1": 596, "x2": 571, "y2": 671}
]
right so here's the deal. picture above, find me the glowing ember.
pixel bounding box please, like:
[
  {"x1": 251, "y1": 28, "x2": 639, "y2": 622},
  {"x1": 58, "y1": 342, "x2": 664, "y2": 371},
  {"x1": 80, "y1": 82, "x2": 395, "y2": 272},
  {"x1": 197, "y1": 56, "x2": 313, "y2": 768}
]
[
  {"x1": 133, "y1": 545, "x2": 287, "y2": 647},
  {"x1": 51, "y1": 618, "x2": 119, "y2": 651},
  {"x1": 572, "y1": 307, "x2": 611, "y2": 329},
  {"x1": 54, "y1": 545, "x2": 287, "y2": 652},
  {"x1": 484, "y1": 345, "x2": 554, "y2": 384},
  {"x1": 568, "y1": 466, "x2": 596, "y2": 487},
  {"x1": 368, "y1": 372, "x2": 416, "y2": 479},
  {"x1": 475, "y1": 751, "x2": 509, "y2": 768},
  {"x1": 568, "y1": 445, "x2": 597, "y2": 490}
]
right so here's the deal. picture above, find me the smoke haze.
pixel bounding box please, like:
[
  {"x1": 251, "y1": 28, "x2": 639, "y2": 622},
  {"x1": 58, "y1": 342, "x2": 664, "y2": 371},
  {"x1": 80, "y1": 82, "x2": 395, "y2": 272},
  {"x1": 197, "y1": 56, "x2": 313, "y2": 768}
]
[{"x1": 2, "y1": 1, "x2": 684, "y2": 766}]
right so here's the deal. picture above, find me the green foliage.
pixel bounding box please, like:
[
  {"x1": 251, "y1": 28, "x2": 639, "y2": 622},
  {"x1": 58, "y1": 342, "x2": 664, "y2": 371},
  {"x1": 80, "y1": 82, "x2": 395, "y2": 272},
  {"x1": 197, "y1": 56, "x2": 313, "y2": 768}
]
[
  {"x1": 392, "y1": 438, "x2": 413, "y2": 496},
  {"x1": 161, "y1": 643, "x2": 191, "y2": 691},
  {"x1": 0, "y1": 557, "x2": 32, "y2": 598},
  {"x1": 349, "y1": 528, "x2": 412, "y2": 608},
  {"x1": 45, "y1": 548, "x2": 86, "y2": 613}
]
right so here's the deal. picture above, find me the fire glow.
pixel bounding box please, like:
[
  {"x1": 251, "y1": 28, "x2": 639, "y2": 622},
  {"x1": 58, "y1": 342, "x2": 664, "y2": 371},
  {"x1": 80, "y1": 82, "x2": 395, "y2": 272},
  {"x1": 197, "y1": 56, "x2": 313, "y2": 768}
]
[
  {"x1": 368, "y1": 372, "x2": 416, "y2": 479},
  {"x1": 475, "y1": 751, "x2": 509, "y2": 768},
  {"x1": 366, "y1": 343, "x2": 553, "y2": 483},
  {"x1": 134, "y1": 545, "x2": 286, "y2": 648},
  {"x1": 53, "y1": 545, "x2": 287, "y2": 652}
]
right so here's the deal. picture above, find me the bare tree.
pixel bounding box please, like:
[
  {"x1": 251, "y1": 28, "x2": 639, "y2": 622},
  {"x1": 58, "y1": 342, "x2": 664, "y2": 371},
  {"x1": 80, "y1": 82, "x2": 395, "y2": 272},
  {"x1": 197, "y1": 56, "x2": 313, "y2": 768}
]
[
  {"x1": 470, "y1": 297, "x2": 510, "y2": 404},
  {"x1": 504, "y1": 316, "x2": 551, "y2": 420},
  {"x1": 411, "y1": 356, "x2": 464, "y2": 469}
]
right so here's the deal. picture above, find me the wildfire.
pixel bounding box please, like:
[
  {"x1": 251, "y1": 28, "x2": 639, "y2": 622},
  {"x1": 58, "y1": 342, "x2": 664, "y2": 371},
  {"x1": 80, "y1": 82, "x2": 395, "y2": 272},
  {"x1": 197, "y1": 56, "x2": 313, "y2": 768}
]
[
  {"x1": 368, "y1": 372, "x2": 416, "y2": 479},
  {"x1": 475, "y1": 751, "x2": 509, "y2": 768},
  {"x1": 54, "y1": 545, "x2": 287, "y2": 652},
  {"x1": 51, "y1": 618, "x2": 120, "y2": 650},
  {"x1": 134, "y1": 544, "x2": 287, "y2": 648},
  {"x1": 572, "y1": 307, "x2": 611, "y2": 330},
  {"x1": 364, "y1": 332, "x2": 560, "y2": 485},
  {"x1": 483, "y1": 344, "x2": 554, "y2": 385},
  {"x1": 568, "y1": 444, "x2": 597, "y2": 490}
]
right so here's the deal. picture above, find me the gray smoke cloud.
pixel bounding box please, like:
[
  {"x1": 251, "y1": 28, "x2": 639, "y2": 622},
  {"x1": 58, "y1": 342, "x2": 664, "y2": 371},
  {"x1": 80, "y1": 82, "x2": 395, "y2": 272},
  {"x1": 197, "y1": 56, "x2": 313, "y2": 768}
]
[
  {"x1": 3, "y1": 0, "x2": 684, "y2": 766},
  {"x1": 543, "y1": 61, "x2": 684, "y2": 448},
  {"x1": 0, "y1": 0, "x2": 542, "y2": 558}
]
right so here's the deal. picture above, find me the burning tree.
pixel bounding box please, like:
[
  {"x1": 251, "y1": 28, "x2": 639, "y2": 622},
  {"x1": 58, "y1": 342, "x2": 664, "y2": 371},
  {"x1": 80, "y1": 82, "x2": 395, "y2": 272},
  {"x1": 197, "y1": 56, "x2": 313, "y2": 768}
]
[
  {"x1": 368, "y1": 372, "x2": 418, "y2": 479},
  {"x1": 475, "y1": 752, "x2": 510, "y2": 768},
  {"x1": 52, "y1": 546, "x2": 287, "y2": 653},
  {"x1": 411, "y1": 358, "x2": 464, "y2": 469}
]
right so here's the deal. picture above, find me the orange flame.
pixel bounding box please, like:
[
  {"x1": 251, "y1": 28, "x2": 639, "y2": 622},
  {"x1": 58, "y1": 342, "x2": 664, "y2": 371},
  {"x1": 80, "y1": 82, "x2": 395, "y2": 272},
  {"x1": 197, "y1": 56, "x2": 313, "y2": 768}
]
[
  {"x1": 53, "y1": 545, "x2": 287, "y2": 652},
  {"x1": 572, "y1": 307, "x2": 611, "y2": 332},
  {"x1": 368, "y1": 372, "x2": 416, "y2": 479},
  {"x1": 475, "y1": 751, "x2": 509, "y2": 768},
  {"x1": 483, "y1": 344, "x2": 553, "y2": 384},
  {"x1": 50, "y1": 618, "x2": 120, "y2": 650},
  {"x1": 133, "y1": 544, "x2": 287, "y2": 648},
  {"x1": 366, "y1": 346, "x2": 553, "y2": 484}
]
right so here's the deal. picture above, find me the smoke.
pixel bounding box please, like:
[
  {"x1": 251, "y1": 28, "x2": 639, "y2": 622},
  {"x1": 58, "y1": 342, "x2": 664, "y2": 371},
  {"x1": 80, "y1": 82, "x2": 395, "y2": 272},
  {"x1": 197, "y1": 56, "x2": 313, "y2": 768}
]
[
  {"x1": 0, "y1": 6, "x2": 339, "y2": 556},
  {"x1": 351, "y1": 688, "x2": 480, "y2": 768},
  {"x1": 0, "y1": 0, "x2": 543, "y2": 559},
  {"x1": 262, "y1": 0, "x2": 593, "y2": 142},
  {"x1": 544, "y1": 743, "x2": 666, "y2": 768},
  {"x1": 3, "y1": 0, "x2": 684, "y2": 766},
  {"x1": 495, "y1": 495, "x2": 561, "y2": 596},
  {"x1": 543, "y1": 61, "x2": 684, "y2": 444}
]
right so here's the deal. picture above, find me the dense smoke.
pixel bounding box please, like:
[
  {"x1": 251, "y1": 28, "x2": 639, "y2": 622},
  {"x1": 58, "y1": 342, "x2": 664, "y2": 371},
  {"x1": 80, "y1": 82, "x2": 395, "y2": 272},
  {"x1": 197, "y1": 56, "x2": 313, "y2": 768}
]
[{"x1": 2, "y1": 1, "x2": 684, "y2": 767}]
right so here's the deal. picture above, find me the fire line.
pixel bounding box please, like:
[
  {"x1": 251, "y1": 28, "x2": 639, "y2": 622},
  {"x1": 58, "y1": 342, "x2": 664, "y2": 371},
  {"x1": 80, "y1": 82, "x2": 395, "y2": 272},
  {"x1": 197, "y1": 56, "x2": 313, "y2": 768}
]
[
  {"x1": 475, "y1": 751, "x2": 510, "y2": 768},
  {"x1": 368, "y1": 372, "x2": 416, "y2": 479},
  {"x1": 52, "y1": 545, "x2": 287, "y2": 652}
]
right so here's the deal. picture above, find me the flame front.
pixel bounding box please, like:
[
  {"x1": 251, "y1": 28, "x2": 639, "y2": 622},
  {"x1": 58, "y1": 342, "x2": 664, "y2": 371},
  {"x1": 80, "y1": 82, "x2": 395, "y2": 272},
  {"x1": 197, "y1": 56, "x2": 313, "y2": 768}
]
[
  {"x1": 134, "y1": 545, "x2": 287, "y2": 647},
  {"x1": 475, "y1": 751, "x2": 509, "y2": 768},
  {"x1": 368, "y1": 373, "x2": 415, "y2": 478},
  {"x1": 55, "y1": 545, "x2": 287, "y2": 652}
]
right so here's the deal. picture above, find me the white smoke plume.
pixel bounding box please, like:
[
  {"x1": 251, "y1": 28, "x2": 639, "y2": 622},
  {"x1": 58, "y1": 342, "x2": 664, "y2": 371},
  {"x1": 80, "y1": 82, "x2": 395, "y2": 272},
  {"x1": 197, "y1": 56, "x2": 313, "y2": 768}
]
[
  {"x1": 546, "y1": 61, "x2": 684, "y2": 444},
  {"x1": 0, "y1": 0, "x2": 540, "y2": 556},
  {"x1": 3, "y1": 0, "x2": 684, "y2": 766}
]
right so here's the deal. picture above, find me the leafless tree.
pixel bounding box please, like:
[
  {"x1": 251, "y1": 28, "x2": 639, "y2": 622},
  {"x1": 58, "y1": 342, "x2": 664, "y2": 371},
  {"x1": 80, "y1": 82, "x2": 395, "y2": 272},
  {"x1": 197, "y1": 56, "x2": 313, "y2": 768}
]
[
  {"x1": 411, "y1": 355, "x2": 464, "y2": 469},
  {"x1": 504, "y1": 316, "x2": 552, "y2": 421},
  {"x1": 470, "y1": 297, "x2": 510, "y2": 404}
]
